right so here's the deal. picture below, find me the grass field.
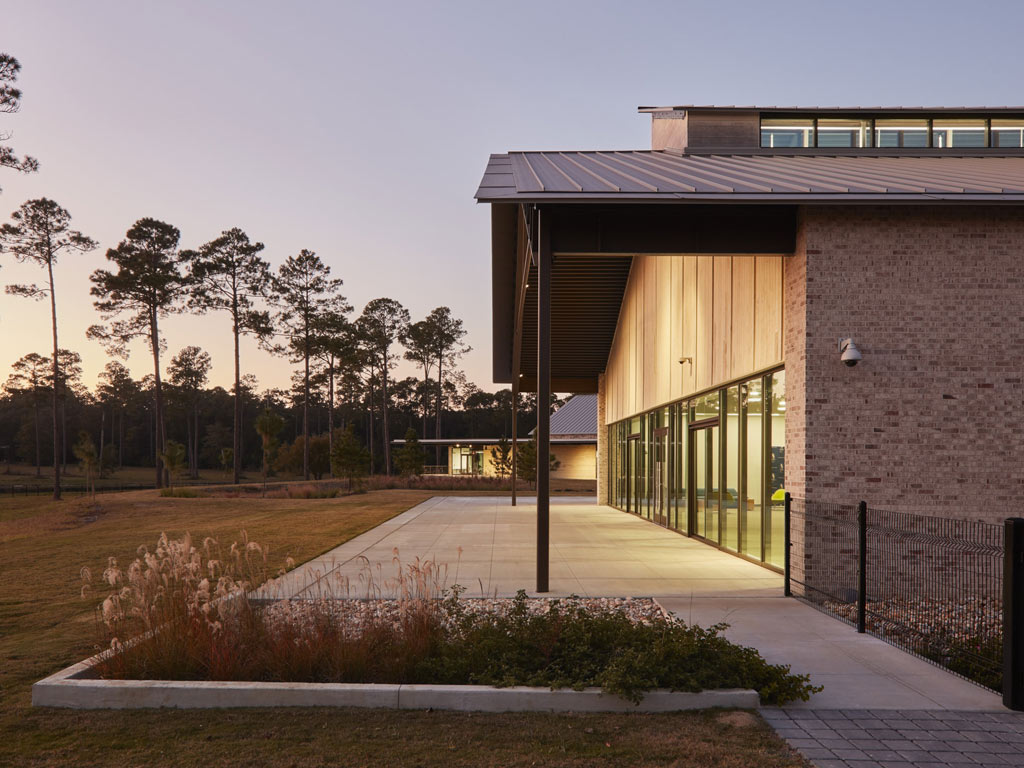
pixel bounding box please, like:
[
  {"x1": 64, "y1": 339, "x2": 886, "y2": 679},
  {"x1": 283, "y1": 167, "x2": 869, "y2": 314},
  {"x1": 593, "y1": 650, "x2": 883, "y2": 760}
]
[{"x1": 0, "y1": 486, "x2": 807, "y2": 767}]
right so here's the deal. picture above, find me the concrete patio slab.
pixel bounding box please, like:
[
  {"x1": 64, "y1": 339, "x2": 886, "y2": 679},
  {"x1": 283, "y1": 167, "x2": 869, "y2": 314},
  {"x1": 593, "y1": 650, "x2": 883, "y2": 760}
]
[
  {"x1": 657, "y1": 595, "x2": 1004, "y2": 712},
  {"x1": 259, "y1": 495, "x2": 780, "y2": 599}
]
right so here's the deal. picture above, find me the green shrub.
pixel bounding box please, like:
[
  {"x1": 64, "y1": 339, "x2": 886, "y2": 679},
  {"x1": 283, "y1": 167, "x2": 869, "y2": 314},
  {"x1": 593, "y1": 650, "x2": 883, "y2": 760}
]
[{"x1": 418, "y1": 590, "x2": 819, "y2": 705}]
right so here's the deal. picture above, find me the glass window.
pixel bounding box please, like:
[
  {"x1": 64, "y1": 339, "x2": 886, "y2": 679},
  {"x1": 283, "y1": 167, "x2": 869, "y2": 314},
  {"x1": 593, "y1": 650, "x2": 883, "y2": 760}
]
[
  {"x1": 875, "y1": 119, "x2": 929, "y2": 148},
  {"x1": 722, "y1": 386, "x2": 740, "y2": 552},
  {"x1": 692, "y1": 391, "x2": 721, "y2": 422},
  {"x1": 760, "y1": 118, "x2": 813, "y2": 148},
  {"x1": 932, "y1": 119, "x2": 986, "y2": 148},
  {"x1": 992, "y1": 120, "x2": 1024, "y2": 148},
  {"x1": 816, "y1": 118, "x2": 871, "y2": 148},
  {"x1": 766, "y1": 371, "x2": 786, "y2": 568},
  {"x1": 741, "y1": 379, "x2": 764, "y2": 561}
]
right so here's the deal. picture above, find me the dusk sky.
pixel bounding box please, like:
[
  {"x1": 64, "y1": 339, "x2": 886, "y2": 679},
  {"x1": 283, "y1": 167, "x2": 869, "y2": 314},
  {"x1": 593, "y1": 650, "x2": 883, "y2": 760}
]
[{"x1": 2, "y1": 0, "x2": 1022, "y2": 395}]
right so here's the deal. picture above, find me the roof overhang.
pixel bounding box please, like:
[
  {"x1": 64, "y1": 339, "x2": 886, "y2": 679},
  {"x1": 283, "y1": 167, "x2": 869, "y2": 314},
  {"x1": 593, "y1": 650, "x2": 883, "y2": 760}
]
[{"x1": 478, "y1": 150, "x2": 1024, "y2": 392}]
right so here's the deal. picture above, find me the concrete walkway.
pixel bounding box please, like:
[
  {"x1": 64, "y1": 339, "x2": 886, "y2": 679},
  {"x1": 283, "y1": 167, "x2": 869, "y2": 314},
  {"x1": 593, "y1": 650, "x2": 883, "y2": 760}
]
[{"x1": 261, "y1": 495, "x2": 1005, "y2": 716}]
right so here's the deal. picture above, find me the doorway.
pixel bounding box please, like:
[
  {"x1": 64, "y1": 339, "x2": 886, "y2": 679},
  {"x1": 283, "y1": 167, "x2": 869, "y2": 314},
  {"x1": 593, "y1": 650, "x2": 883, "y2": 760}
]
[
  {"x1": 690, "y1": 422, "x2": 720, "y2": 544},
  {"x1": 652, "y1": 427, "x2": 669, "y2": 527}
]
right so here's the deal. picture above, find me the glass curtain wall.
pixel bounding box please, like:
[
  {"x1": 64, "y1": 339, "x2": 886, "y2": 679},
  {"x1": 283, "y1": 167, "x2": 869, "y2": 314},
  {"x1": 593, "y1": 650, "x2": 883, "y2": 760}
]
[{"x1": 608, "y1": 367, "x2": 784, "y2": 569}]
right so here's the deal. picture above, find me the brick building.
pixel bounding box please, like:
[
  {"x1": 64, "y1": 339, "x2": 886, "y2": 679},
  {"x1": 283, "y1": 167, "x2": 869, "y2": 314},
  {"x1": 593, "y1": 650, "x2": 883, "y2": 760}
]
[{"x1": 475, "y1": 105, "x2": 1024, "y2": 575}]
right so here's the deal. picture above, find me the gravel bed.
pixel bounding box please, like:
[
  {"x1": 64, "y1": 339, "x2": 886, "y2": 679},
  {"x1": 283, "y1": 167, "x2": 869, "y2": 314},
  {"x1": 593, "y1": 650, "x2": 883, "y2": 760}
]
[{"x1": 261, "y1": 595, "x2": 671, "y2": 631}]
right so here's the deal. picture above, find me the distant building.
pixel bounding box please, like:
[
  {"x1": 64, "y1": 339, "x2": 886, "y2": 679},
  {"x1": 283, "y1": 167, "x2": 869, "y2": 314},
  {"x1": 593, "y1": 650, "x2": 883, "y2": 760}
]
[{"x1": 394, "y1": 395, "x2": 597, "y2": 480}]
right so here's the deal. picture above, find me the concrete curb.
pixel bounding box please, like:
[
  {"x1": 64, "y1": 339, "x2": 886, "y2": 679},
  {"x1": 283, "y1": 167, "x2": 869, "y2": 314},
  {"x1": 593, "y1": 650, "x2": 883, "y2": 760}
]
[{"x1": 33, "y1": 655, "x2": 758, "y2": 711}]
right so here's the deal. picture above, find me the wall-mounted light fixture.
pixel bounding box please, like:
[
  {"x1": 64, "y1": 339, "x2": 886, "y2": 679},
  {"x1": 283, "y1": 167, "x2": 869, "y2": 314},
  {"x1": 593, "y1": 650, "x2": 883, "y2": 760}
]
[{"x1": 838, "y1": 338, "x2": 862, "y2": 367}]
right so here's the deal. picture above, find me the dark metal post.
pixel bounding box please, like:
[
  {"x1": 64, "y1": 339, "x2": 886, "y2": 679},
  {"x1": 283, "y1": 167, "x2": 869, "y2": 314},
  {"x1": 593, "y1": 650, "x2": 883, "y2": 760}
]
[
  {"x1": 784, "y1": 492, "x2": 792, "y2": 597},
  {"x1": 857, "y1": 500, "x2": 867, "y2": 634},
  {"x1": 511, "y1": 383, "x2": 517, "y2": 507},
  {"x1": 1003, "y1": 517, "x2": 1024, "y2": 710},
  {"x1": 536, "y1": 211, "x2": 551, "y2": 593}
]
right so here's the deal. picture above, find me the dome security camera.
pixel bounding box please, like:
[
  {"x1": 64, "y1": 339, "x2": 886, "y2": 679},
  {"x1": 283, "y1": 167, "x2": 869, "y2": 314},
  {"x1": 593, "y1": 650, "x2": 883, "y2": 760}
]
[{"x1": 838, "y1": 338, "x2": 862, "y2": 367}]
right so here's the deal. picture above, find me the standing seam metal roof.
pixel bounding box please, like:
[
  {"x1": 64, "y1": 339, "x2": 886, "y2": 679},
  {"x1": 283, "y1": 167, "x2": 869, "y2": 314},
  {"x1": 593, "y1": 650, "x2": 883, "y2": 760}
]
[
  {"x1": 475, "y1": 151, "x2": 1024, "y2": 202},
  {"x1": 547, "y1": 394, "x2": 598, "y2": 437}
]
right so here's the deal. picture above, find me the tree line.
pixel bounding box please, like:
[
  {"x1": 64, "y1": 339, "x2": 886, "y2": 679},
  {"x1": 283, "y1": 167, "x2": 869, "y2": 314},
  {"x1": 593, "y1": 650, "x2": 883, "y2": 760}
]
[{"x1": 0, "y1": 52, "x2": 550, "y2": 498}]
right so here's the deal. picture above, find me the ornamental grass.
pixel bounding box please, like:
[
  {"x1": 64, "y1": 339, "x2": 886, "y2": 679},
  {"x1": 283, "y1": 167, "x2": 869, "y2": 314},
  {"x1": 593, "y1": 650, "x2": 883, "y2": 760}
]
[{"x1": 82, "y1": 533, "x2": 819, "y2": 705}]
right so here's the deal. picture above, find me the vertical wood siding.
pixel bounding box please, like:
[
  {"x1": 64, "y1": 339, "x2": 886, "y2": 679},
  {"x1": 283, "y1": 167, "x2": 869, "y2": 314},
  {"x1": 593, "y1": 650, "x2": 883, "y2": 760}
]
[{"x1": 604, "y1": 254, "x2": 785, "y2": 425}]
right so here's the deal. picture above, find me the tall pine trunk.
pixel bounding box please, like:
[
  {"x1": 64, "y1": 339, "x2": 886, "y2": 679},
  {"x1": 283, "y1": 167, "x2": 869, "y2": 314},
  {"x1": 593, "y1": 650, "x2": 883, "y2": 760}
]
[
  {"x1": 193, "y1": 403, "x2": 200, "y2": 479},
  {"x1": 150, "y1": 309, "x2": 165, "y2": 488},
  {"x1": 328, "y1": 360, "x2": 335, "y2": 477},
  {"x1": 381, "y1": 355, "x2": 391, "y2": 476},
  {"x1": 232, "y1": 309, "x2": 241, "y2": 485},
  {"x1": 435, "y1": 355, "x2": 443, "y2": 465},
  {"x1": 33, "y1": 398, "x2": 40, "y2": 477},
  {"x1": 47, "y1": 258, "x2": 61, "y2": 501},
  {"x1": 302, "y1": 350, "x2": 310, "y2": 480}
]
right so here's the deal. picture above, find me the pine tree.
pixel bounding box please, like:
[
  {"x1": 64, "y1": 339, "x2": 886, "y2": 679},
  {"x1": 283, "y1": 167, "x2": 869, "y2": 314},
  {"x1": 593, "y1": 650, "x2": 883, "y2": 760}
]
[
  {"x1": 186, "y1": 229, "x2": 273, "y2": 483},
  {"x1": 2, "y1": 198, "x2": 96, "y2": 499},
  {"x1": 88, "y1": 218, "x2": 186, "y2": 488}
]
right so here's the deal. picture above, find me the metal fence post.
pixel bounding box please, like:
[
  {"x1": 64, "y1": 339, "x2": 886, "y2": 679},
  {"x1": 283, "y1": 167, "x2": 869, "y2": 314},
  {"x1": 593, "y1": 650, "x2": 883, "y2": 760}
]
[
  {"x1": 1004, "y1": 517, "x2": 1024, "y2": 710},
  {"x1": 784, "y1": 492, "x2": 792, "y2": 597},
  {"x1": 857, "y1": 500, "x2": 867, "y2": 634}
]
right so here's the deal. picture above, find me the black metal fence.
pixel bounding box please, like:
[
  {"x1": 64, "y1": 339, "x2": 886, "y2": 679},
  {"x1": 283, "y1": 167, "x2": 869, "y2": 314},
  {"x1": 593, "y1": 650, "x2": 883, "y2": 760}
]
[{"x1": 787, "y1": 496, "x2": 1005, "y2": 693}]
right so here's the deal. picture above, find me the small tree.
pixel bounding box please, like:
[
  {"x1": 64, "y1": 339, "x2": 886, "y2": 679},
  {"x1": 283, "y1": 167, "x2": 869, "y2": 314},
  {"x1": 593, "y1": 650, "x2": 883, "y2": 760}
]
[
  {"x1": 309, "y1": 434, "x2": 331, "y2": 481},
  {"x1": 254, "y1": 408, "x2": 284, "y2": 494},
  {"x1": 395, "y1": 428, "x2": 425, "y2": 478},
  {"x1": 158, "y1": 440, "x2": 187, "y2": 492},
  {"x1": 167, "y1": 346, "x2": 211, "y2": 479},
  {"x1": 219, "y1": 447, "x2": 233, "y2": 479},
  {"x1": 490, "y1": 436, "x2": 513, "y2": 479},
  {"x1": 71, "y1": 431, "x2": 99, "y2": 500},
  {"x1": 518, "y1": 435, "x2": 561, "y2": 488},
  {"x1": 331, "y1": 425, "x2": 370, "y2": 491}
]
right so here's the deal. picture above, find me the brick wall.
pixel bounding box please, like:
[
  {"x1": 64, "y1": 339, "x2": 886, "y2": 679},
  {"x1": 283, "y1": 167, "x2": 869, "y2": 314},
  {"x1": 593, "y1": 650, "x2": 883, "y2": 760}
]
[{"x1": 794, "y1": 205, "x2": 1024, "y2": 522}]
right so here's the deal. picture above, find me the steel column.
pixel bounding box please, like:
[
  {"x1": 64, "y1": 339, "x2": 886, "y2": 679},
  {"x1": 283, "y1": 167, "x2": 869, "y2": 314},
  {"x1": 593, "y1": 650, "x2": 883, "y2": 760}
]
[
  {"x1": 511, "y1": 382, "x2": 517, "y2": 507},
  {"x1": 1004, "y1": 517, "x2": 1024, "y2": 710},
  {"x1": 536, "y1": 210, "x2": 551, "y2": 593},
  {"x1": 857, "y1": 500, "x2": 867, "y2": 634}
]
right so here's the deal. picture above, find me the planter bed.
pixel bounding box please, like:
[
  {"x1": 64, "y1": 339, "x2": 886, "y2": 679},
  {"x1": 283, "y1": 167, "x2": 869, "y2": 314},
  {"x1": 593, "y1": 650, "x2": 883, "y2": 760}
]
[
  {"x1": 61, "y1": 534, "x2": 818, "y2": 710},
  {"x1": 33, "y1": 655, "x2": 758, "y2": 711}
]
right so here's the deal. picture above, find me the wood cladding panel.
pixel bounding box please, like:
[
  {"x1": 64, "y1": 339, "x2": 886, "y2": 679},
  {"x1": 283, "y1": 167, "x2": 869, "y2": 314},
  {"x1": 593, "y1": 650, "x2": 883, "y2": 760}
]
[
  {"x1": 651, "y1": 117, "x2": 688, "y2": 151},
  {"x1": 655, "y1": 257, "x2": 671, "y2": 408},
  {"x1": 754, "y1": 256, "x2": 783, "y2": 369},
  {"x1": 670, "y1": 256, "x2": 683, "y2": 400},
  {"x1": 683, "y1": 257, "x2": 697, "y2": 397},
  {"x1": 712, "y1": 258, "x2": 732, "y2": 385},
  {"x1": 695, "y1": 256, "x2": 714, "y2": 391},
  {"x1": 604, "y1": 254, "x2": 785, "y2": 424},
  {"x1": 643, "y1": 257, "x2": 657, "y2": 409},
  {"x1": 731, "y1": 257, "x2": 756, "y2": 377}
]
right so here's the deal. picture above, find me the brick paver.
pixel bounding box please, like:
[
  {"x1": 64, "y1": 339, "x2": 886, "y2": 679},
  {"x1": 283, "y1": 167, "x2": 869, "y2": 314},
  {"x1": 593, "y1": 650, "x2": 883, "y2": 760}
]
[{"x1": 762, "y1": 709, "x2": 1024, "y2": 768}]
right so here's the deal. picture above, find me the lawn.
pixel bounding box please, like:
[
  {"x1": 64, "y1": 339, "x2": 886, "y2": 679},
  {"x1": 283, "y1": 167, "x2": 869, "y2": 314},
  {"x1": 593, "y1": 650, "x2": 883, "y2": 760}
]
[{"x1": 1, "y1": 487, "x2": 808, "y2": 767}]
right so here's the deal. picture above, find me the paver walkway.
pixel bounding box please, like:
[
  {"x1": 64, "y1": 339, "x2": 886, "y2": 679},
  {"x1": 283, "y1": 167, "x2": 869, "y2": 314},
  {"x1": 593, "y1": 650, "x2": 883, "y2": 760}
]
[{"x1": 762, "y1": 708, "x2": 1024, "y2": 767}]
